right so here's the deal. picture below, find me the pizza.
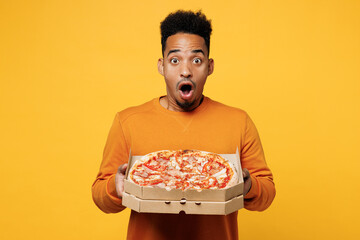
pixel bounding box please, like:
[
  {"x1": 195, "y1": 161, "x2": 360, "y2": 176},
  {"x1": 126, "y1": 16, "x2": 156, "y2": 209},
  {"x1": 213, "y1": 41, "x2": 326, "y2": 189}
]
[{"x1": 128, "y1": 150, "x2": 238, "y2": 190}]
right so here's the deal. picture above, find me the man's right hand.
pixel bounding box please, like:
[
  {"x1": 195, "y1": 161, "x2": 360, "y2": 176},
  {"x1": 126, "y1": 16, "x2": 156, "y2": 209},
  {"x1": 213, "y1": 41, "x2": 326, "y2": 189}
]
[{"x1": 115, "y1": 163, "x2": 128, "y2": 198}]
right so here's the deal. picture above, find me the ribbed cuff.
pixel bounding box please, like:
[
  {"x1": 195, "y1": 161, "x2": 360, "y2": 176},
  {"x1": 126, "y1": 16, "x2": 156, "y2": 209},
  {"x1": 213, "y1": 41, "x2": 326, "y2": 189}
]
[{"x1": 106, "y1": 174, "x2": 123, "y2": 204}]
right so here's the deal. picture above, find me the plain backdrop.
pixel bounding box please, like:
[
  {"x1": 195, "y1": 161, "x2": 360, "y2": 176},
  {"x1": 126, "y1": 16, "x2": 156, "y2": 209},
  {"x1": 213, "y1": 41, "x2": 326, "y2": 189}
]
[{"x1": 1, "y1": 0, "x2": 359, "y2": 239}]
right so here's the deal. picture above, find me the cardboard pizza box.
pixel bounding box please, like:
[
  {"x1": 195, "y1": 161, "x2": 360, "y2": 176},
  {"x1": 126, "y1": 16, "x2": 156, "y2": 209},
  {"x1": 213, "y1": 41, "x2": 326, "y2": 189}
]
[
  {"x1": 122, "y1": 149, "x2": 244, "y2": 215},
  {"x1": 122, "y1": 192, "x2": 244, "y2": 215},
  {"x1": 124, "y1": 149, "x2": 244, "y2": 201}
]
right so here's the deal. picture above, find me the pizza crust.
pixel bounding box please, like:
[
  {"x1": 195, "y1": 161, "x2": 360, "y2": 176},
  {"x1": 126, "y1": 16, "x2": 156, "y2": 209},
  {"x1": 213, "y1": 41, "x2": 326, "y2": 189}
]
[{"x1": 226, "y1": 161, "x2": 239, "y2": 188}]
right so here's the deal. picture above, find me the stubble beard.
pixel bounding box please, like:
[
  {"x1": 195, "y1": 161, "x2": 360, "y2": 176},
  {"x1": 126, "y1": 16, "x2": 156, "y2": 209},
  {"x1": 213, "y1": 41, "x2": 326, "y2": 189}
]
[
  {"x1": 175, "y1": 99, "x2": 196, "y2": 110},
  {"x1": 175, "y1": 95, "x2": 204, "y2": 111}
]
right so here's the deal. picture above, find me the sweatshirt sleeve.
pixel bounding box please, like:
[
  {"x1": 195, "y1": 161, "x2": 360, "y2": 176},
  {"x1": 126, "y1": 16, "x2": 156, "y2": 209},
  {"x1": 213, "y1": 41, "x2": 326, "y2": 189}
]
[
  {"x1": 241, "y1": 114, "x2": 276, "y2": 211},
  {"x1": 92, "y1": 113, "x2": 129, "y2": 213}
]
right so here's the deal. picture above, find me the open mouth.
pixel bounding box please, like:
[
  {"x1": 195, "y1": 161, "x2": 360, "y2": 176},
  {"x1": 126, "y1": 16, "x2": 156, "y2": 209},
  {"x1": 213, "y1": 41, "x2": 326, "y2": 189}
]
[
  {"x1": 178, "y1": 82, "x2": 195, "y2": 100},
  {"x1": 180, "y1": 84, "x2": 192, "y2": 94}
]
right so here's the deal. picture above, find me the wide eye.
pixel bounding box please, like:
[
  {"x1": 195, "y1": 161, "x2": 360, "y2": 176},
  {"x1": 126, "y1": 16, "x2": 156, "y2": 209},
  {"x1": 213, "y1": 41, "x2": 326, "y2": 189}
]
[
  {"x1": 193, "y1": 58, "x2": 202, "y2": 64},
  {"x1": 170, "y1": 58, "x2": 179, "y2": 64}
]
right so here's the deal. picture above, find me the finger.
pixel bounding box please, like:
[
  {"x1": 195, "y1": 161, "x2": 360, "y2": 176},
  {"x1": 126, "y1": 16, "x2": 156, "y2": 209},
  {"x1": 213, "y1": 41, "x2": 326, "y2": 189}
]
[
  {"x1": 242, "y1": 168, "x2": 250, "y2": 179},
  {"x1": 117, "y1": 163, "x2": 128, "y2": 175},
  {"x1": 120, "y1": 163, "x2": 128, "y2": 174}
]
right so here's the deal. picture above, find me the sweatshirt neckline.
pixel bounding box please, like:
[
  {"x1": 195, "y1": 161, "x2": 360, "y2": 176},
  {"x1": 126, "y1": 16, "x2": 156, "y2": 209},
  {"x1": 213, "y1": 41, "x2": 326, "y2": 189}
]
[{"x1": 153, "y1": 96, "x2": 210, "y2": 116}]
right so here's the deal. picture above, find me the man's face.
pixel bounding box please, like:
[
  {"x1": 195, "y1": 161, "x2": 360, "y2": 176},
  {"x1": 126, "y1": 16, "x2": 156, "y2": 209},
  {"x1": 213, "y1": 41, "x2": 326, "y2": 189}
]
[{"x1": 158, "y1": 33, "x2": 214, "y2": 111}]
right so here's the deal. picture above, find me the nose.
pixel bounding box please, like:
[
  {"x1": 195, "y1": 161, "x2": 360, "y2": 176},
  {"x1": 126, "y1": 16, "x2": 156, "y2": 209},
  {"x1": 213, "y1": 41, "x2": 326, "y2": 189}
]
[{"x1": 180, "y1": 61, "x2": 192, "y2": 78}]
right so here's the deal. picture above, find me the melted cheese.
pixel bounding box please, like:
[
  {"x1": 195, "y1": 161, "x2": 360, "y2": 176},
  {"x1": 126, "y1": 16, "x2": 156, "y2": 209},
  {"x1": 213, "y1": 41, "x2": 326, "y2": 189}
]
[{"x1": 212, "y1": 168, "x2": 226, "y2": 178}]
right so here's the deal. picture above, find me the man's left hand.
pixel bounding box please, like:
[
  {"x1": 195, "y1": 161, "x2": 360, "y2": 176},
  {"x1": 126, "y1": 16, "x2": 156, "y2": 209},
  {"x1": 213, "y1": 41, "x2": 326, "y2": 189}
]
[{"x1": 242, "y1": 168, "x2": 252, "y2": 196}]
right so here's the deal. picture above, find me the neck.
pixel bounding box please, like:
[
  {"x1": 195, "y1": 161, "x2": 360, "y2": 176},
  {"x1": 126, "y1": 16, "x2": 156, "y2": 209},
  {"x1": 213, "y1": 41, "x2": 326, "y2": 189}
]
[{"x1": 160, "y1": 96, "x2": 204, "y2": 112}]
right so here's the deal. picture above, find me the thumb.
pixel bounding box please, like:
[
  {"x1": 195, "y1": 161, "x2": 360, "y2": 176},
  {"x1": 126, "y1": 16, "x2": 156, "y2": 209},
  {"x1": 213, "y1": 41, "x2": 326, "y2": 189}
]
[
  {"x1": 118, "y1": 163, "x2": 128, "y2": 175},
  {"x1": 242, "y1": 168, "x2": 250, "y2": 179}
]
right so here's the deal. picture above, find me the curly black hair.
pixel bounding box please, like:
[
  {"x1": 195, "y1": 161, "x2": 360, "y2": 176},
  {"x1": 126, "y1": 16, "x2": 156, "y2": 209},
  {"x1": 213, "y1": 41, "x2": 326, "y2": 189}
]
[{"x1": 160, "y1": 10, "x2": 212, "y2": 56}]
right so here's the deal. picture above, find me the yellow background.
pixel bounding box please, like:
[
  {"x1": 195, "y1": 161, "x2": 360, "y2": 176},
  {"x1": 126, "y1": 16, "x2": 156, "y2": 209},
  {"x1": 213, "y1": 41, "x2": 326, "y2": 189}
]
[{"x1": 1, "y1": 0, "x2": 359, "y2": 239}]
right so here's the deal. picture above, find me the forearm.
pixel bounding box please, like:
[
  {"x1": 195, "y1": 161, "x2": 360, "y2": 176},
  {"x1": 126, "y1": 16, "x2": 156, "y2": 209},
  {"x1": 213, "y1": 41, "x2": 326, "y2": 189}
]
[
  {"x1": 241, "y1": 114, "x2": 276, "y2": 211},
  {"x1": 92, "y1": 113, "x2": 129, "y2": 213}
]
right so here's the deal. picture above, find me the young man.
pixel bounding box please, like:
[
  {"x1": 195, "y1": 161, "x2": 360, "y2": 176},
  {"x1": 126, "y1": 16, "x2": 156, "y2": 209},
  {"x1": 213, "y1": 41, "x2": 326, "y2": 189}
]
[{"x1": 92, "y1": 10, "x2": 275, "y2": 240}]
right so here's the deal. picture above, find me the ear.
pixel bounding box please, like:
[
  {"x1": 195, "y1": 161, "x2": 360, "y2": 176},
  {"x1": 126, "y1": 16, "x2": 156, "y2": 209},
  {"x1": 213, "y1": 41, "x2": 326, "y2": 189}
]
[
  {"x1": 207, "y1": 58, "x2": 214, "y2": 75},
  {"x1": 157, "y1": 58, "x2": 164, "y2": 76}
]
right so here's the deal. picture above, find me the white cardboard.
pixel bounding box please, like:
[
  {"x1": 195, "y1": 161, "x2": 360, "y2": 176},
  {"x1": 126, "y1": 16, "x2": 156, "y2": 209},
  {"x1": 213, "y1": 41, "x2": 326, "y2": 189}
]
[{"x1": 122, "y1": 192, "x2": 244, "y2": 215}]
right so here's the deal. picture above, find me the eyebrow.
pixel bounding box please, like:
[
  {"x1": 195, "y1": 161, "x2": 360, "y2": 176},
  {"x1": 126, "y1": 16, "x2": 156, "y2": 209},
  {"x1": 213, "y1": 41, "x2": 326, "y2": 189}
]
[
  {"x1": 167, "y1": 49, "x2": 180, "y2": 57},
  {"x1": 192, "y1": 49, "x2": 205, "y2": 55},
  {"x1": 167, "y1": 49, "x2": 205, "y2": 57}
]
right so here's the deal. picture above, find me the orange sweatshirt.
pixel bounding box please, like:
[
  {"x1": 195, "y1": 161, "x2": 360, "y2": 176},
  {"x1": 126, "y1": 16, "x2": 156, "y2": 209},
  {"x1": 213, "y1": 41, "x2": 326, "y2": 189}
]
[{"x1": 92, "y1": 97, "x2": 275, "y2": 240}]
